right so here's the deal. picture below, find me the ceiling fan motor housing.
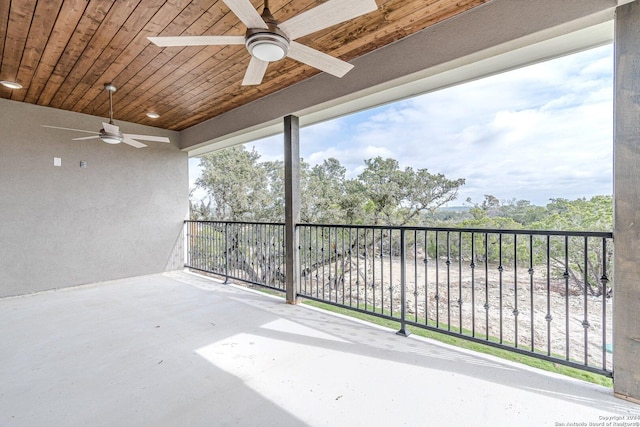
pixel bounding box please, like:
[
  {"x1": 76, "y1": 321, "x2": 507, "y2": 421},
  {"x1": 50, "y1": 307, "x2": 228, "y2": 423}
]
[
  {"x1": 245, "y1": 27, "x2": 290, "y2": 62},
  {"x1": 99, "y1": 129, "x2": 124, "y2": 144}
]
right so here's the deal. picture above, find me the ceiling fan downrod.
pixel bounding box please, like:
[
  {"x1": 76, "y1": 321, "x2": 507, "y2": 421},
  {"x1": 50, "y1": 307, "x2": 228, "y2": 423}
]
[
  {"x1": 104, "y1": 83, "x2": 117, "y2": 125},
  {"x1": 261, "y1": 0, "x2": 277, "y2": 26},
  {"x1": 101, "y1": 83, "x2": 124, "y2": 144}
]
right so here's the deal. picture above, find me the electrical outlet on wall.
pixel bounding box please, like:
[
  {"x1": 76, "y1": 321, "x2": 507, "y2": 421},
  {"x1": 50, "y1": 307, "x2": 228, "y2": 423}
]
[{"x1": 53, "y1": 157, "x2": 61, "y2": 167}]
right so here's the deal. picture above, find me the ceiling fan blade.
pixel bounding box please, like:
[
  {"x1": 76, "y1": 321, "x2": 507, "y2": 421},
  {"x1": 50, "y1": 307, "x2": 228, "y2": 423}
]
[
  {"x1": 122, "y1": 136, "x2": 148, "y2": 148},
  {"x1": 42, "y1": 125, "x2": 98, "y2": 135},
  {"x1": 242, "y1": 56, "x2": 269, "y2": 85},
  {"x1": 123, "y1": 134, "x2": 171, "y2": 143},
  {"x1": 223, "y1": 0, "x2": 268, "y2": 30},
  {"x1": 287, "y1": 41, "x2": 353, "y2": 78},
  {"x1": 148, "y1": 35, "x2": 245, "y2": 47},
  {"x1": 279, "y1": 0, "x2": 378, "y2": 40},
  {"x1": 72, "y1": 136, "x2": 101, "y2": 141},
  {"x1": 102, "y1": 122, "x2": 120, "y2": 134}
]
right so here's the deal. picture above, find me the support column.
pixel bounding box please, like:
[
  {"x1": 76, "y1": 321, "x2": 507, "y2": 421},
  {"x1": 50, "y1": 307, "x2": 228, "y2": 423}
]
[
  {"x1": 613, "y1": 0, "x2": 640, "y2": 404},
  {"x1": 284, "y1": 115, "x2": 301, "y2": 304}
]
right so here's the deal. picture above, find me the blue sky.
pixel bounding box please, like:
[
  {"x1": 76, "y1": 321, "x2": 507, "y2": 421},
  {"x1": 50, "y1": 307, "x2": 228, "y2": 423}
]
[{"x1": 190, "y1": 44, "x2": 613, "y2": 206}]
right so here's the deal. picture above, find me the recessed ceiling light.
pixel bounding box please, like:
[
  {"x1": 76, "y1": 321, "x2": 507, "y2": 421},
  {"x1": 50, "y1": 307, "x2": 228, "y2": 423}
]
[
  {"x1": 146, "y1": 112, "x2": 160, "y2": 119},
  {"x1": 1, "y1": 80, "x2": 23, "y2": 89}
]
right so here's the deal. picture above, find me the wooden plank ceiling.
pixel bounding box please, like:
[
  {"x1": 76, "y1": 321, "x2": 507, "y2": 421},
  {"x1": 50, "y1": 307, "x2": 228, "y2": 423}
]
[{"x1": 0, "y1": 0, "x2": 490, "y2": 131}]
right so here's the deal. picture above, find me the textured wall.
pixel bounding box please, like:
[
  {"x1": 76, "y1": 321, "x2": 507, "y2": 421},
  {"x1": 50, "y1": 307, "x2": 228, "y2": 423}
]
[{"x1": 0, "y1": 98, "x2": 187, "y2": 297}]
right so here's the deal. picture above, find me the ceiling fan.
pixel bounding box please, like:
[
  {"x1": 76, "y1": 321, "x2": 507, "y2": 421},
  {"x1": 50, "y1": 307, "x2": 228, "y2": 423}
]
[
  {"x1": 42, "y1": 84, "x2": 171, "y2": 148},
  {"x1": 148, "y1": 0, "x2": 378, "y2": 85}
]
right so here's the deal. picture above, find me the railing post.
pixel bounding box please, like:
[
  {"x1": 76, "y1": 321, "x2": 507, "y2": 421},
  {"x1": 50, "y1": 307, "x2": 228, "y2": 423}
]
[
  {"x1": 183, "y1": 220, "x2": 189, "y2": 269},
  {"x1": 223, "y1": 222, "x2": 229, "y2": 284},
  {"x1": 397, "y1": 229, "x2": 411, "y2": 337}
]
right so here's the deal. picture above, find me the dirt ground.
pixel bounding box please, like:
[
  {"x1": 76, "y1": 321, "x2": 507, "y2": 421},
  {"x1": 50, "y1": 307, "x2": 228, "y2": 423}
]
[{"x1": 299, "y1": 256, "x2": 612, "y2": 371}]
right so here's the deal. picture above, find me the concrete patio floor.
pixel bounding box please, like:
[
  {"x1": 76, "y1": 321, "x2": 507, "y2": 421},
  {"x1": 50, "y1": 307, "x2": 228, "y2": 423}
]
[{"x1": 1, "y1": 271, "x2": 639, "y2": 427}]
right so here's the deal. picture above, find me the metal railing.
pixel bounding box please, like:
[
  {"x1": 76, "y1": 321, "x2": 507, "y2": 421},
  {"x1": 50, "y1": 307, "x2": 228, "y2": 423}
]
[
  {"x1": 185, "y1": 220, "x2": 286, "y2": 291},
  {"x1": 185, "y1": 220, "x2": 614, "y2": 377}
]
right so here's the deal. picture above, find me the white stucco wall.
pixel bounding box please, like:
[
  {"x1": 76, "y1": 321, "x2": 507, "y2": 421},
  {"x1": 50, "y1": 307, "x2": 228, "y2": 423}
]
[{"x1": 0, "y1": 98, "x2": 188, "y2": 297}]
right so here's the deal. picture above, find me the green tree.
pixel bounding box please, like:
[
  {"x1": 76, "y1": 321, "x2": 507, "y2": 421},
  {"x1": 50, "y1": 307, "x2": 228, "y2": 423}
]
[
  {"x1": 195, "y1": 146, "x2": 267, "y2": 221},
  {"x1": 501, "y1": 199, "x2": 547, "y2": 226},
  {"x1": 465, "y1": 195, "x2": 505, "y2": 220},
  {"x1": 401, "y1": 168, "x2": 466, "y2": 224},
  {"x1": 465, "y1": 195, "x2": 546, "y2": 227},
  {"x1": 536, "y1": 196, "x2": 613, "y2": 232},
  {"x1": 189, "y1": 193, "x2": 213, "y2": 220},
  {"x1": 337, "y1": 178, "x2": 367, "y2": 224},
  {"x1": 459, "y1": 195, "x2": 613, "y2": 296},
  {"x1": 531, "y1": 196, "x2": 613, "y2": 297},
  {"x1": 301, "y1": 158, "x2": 345, "y2": 223},
  {"x1": 260, "y1": 160, "x2": 285, "y2": 221},
  {"x1": 358, "y1": 156, "x2": 465, "y2": 225},
  {"x1": 358, "y1": 157, "x2": 405, "y2": 224}
]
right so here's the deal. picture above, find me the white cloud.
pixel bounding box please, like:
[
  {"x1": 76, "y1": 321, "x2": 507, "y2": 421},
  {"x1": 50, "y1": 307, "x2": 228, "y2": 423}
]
[{"x1": 249, "y1": 135, "x2": 282, "y2": 163}]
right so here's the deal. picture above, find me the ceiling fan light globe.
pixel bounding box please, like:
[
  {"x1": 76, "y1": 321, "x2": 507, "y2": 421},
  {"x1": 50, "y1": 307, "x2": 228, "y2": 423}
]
[
  {"x1": 245, "y1": 30, "x2": 289, "y2": 62},
  {"x1": 252, "y1": 42, "x2": 286, "y2": 61},
  {"x1": 101, "y1": 136, "x2": 122, "y2": 144}
]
